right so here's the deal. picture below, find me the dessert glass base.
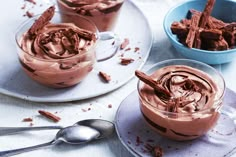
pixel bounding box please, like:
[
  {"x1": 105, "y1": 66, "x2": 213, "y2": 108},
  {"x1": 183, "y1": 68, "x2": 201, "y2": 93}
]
[{"x1": 115, "y1": 89, "x2": 236, "y2": 157}]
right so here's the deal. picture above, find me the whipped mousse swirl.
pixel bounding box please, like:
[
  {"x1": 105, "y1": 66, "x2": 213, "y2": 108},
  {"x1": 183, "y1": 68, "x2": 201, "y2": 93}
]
[
  {"x1": 21, "y1": 23, "x2": 97, "y2": 60},
  {"x1": 141, "y1": 65, "x2": 218, "y2": 113},
  {"x1": 60, "y1": 0, "x2": 124, "y2": 16}
]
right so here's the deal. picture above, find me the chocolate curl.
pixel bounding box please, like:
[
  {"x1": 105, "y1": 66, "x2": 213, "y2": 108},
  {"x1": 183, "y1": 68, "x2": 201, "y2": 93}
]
[
  {"x1": 29, "y1": 6, "x2": 55, "y2": 35},
  {"x1": 198, "y1": 0, "x2": 216, "y2": 28},
  {"x1": 74, "y1": 28, "x2": 97, "y2": 41},
  {"x1": 135, "y1": 70, "x2": 171, "y2": 99}
]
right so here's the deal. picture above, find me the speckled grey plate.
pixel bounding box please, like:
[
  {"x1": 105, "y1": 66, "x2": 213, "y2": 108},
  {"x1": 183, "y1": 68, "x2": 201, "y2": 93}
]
[
  {"x1": 115, "y1": 88, "x2": 236, "y2": 157},
  {"x1": 0, "y1": 0, "x2": 152, "y2": 102}
]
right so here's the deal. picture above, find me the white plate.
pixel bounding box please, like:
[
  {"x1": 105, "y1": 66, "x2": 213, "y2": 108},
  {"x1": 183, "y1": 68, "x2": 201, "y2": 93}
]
[
  {"x1": 115, "y1": 88, "x2": 236, "y2": 157},
  {"x1": 0, "y1": 0, "x2": 152, "y2": 102}
]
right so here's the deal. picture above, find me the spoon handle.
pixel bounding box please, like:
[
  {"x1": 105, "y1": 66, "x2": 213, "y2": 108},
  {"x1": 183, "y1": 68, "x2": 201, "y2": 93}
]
[
  {"x1": 0, "y1": 126, "x2": 63, "y2": 135},
  {"x1": 0, "y1": 140, "x2": 55, "y2": 157}
]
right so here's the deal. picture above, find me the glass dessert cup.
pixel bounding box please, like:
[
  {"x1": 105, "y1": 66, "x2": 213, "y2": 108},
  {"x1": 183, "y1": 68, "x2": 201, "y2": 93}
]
[
  {"x1": 137, "y1": 59, "x2": 225, "y2": 141},
  {"x1": 56, "y1": 0, "x2": 124, "y2": 61},
  {"x1": 15, "y1": 10, "x2": 116, "y2": 88},
  {"x1": 57, "y1": 0, "x2": 125, "y2": 32}
]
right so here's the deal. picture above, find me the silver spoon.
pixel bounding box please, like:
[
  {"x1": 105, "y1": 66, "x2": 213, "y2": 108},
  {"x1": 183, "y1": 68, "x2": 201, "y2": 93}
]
[
  {"x1": 0, "y1": 124, "x2": 113, "y2": 157},
  {"x1": 0, "y1": 119, "x2": 113, "y2": 136}
]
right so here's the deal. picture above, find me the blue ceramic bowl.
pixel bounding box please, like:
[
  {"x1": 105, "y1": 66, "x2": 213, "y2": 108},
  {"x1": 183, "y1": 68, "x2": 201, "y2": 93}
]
[{"x1": 163, "y1": 0, "x2": 236, "y2": 65}]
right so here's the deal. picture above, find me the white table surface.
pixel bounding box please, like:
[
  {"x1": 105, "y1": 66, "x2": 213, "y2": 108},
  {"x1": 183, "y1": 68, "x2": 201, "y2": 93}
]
[{"x1": 0, "y1": 0, "x2": 236, "y2": 157}]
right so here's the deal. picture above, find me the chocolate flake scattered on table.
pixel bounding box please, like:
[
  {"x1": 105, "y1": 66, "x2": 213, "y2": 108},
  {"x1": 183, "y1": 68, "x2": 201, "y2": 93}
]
[
  {"x1": 153, "y1": 146, "x2": 163, "y2": 157},
  {"x1": 171, "y1": 0, "x2": 236, "y2": 50},
  {"x1": 120, "y1": 58, "x2": 134, "y2": 65},
  {"x1": 134, "y1": 47, "x2": 140, "y2": 52},
  {"x1": 22, "y1": 117, "x2": 33, "y2": 122},
  {"x1": 99, "y1": 71, "x2": 111, "y2": 83},
  {"x1": 25, "y1": 0, "x2": 36, "y2": 5},
  {"x1": 125, "y1": 47, "x2": 131, "y2": 51},
  {"x1": 108, "y1": 104, "x2": 112, "y2": 108},
  {"x1": 38, "y1": 110, "x2": 61, "y2": 122},
  {"x1": 25, "y1": 11, "x2": 34, "y2": 18}
]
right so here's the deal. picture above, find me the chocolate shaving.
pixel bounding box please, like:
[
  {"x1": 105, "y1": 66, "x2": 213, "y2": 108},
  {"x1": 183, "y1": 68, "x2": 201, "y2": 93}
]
[
  {"x1": 29, "y1": 6, "x2": 55, "y2": 36},
  {"x1": 25, "y1": 11, "x2": 34, "y2": 18},
  {"x1": 22, "y1": 118, "x2": 33, "y2": 122},
  {"x1": 25, "y1": 0, "x2": 36, "y2": 5},
  {"x1": 120, "y1": 58, "x2": 134, "y2": 65},
  {"x1": 135, "y1": 70, "x2": 171, "y2": 99},
  {"x1": 134, "y1": 47, "x2": 140, "y2": 52},
  {"x1": 99, "y1": 71, "x2": 111, "y2": 83},
  {"x1": 75, "y1": 28, "x2": 96, "y2": 41},
  {"x1": 153, "y1": 146, "x2": 163, "y2": 157},
  {"x1": 38, "y1": 110, "x2": 61, "y2": 122}
]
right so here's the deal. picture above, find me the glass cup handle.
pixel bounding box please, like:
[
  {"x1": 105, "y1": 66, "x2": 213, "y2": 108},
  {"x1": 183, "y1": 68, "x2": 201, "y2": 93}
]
[
  {"x1": 212, "y1": 105, "x2": 236, "y2": 137},
  {"x1": 96, "y1": 31, "x2": 121, "y2": 62}
]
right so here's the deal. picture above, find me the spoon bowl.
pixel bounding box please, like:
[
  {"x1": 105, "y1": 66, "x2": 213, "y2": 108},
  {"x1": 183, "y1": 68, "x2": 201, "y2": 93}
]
[
  {"x1": 55, "y1": 125, "x2": 100, "y2": 144},
  {"x1": 75, "y1": 119, "x2": 115, "y2": 139}
]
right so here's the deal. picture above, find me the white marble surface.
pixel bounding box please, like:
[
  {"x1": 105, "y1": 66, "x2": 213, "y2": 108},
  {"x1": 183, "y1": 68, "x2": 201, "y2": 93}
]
[{"x1": 0, "y1": 0, "x2": 236, "y2": 157}]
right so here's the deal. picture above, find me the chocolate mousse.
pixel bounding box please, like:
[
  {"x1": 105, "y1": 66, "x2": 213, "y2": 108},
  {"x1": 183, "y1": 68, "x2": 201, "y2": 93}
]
[
  {"x1": 136, "y1": 65, "x2": 221, "y2": 140},
  {"x1": 57, "y1": 0, "x2": 124, "y2": 31},
  {"x1": 17, "y1": 6, "x2": 97, "y2": 88}
]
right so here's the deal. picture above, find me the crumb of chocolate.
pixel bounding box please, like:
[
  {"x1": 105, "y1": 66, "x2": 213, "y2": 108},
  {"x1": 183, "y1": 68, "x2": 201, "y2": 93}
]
[
  {"x1": 136, "y1": 136, "x2": 143, "y2": 146},
  {"x1": 99, "y1": 71, "x2": 111, "y2": 83},
  {"x1": 120, "y1": 38, "x2": 130, "y2": 49},
  {"x1": 38, "y1": 110, "x2": 61, "y2": 122},
  {"x1": 144, "y1": 144, "x2": 163, "y2": 157},
  {"x1": 108, "y1": 104, "x2": 112, "y2": 108},
  {"x1": 25, "y1": 11, "x2": 34, "y2": 18},
  {"x1": 125, "y1": 47, "x2": 131, "y2": 51},
  {"x1": 120, "y1": 58, "x2": 134, "y2": 65},
  {"x1": 22, "y1": 117, "x2": 33, "y2": 122},
  {"x1": 112, "y1": 40, "x2": 115, "y2": 45},
  {"x1": 134, "y1": 47, "x2": 140, "y2": 52},
  {"x1": 30, "y1": 122, "x2": 34, "y2": 126},
  {"x1": 153, "y1": 146, "x2": 163, "y2": 157},
  {"x1": 25, "y1": 0, "x2": 36, "y2": 5}
]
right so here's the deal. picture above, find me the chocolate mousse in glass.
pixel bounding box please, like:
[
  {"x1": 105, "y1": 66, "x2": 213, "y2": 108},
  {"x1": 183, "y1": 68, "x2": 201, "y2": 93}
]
[
  {"x1": 15, "y1": 6, "x2": 99, "y2": 88},
  {"x1": 57, "y1": 0, "x2": 125, "y2": 32},
  {"x1": 136, "y1": 59, "x2": 225, "y2": 141}
]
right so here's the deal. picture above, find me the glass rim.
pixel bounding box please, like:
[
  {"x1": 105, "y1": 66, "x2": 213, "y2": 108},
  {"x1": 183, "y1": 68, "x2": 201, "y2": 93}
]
[
  {"x1": 137, "y1": 59, "x2": 226, "y2": 116},
  {"x1": 15, "y1": 11, "x2": 99, "y2": 62}
]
